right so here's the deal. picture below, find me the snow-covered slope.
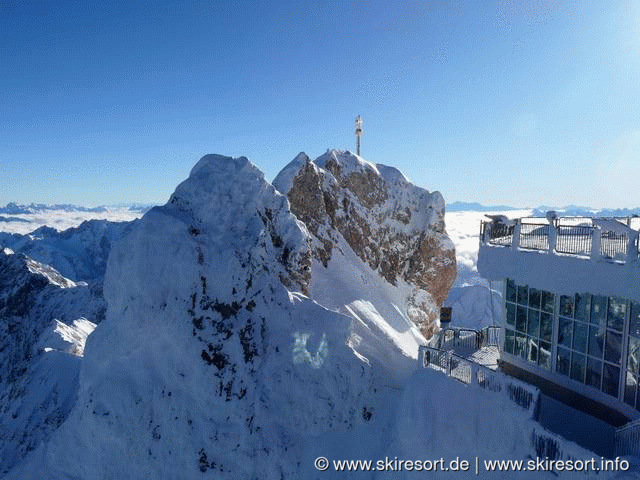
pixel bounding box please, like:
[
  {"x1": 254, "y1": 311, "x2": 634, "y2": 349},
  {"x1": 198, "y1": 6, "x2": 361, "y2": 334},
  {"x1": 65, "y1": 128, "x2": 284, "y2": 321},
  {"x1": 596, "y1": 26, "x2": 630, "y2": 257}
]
[
  {"x1": 274, "y1": 150, "x2": 456, "y2": 345},
  {"x1": 0, "y1": 249, "x2": 101, "y2": 474},
  {"x1": 0, "y1": 219, "x2": 136, "y2": 284}
]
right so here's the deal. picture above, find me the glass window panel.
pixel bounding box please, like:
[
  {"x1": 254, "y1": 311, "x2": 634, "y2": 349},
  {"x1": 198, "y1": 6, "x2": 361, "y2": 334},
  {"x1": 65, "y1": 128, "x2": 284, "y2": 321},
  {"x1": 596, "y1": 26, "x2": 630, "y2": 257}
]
[
  {"x1": 527, "y1": 309, "x2": 540, "y2": 338},
  {"x1": 516, "y1": 306, "x2": 527, "y2": 333},
  {"x1": 541, "y1": 291, "x2": 555, "y2": 313},
  {"x1": 602, "y1": 363, "x2": 620, "y2": 398},
  {"x1": 605, "y1": 330, "x2": 623, "y2": 365},
  {"x1": 557, "y1": 347, "x2": 571, "y2": 376},
  {"x1": 539, "y1": 341, "x2": 551, "y2": 370},
  {"x1": 517, "y1": 285, "x2": 529, "y2": 305},
  {"x1": 515, "y1": 332, "x2": 527, "y2": 359},
  {"x1": 506, "y1": 279, "x2": 517, "y2": 303},
  {"x1": 560, "y1": 295, "x2": 574, "y2": 318},
  {"x1": 529, "y1": 288, "x2": 541, "y2": 309},
  {"x1": 506, "y1": 302, "x2": 516, "y2": 326},
  {"x1": 586, "y1": 357, "x2": 602, "y2": 390},
  {"x1": 528, "y1": 336, "x2": 538, "y2": 364},
  {"x1": 625, "y1": 369, "x2": 638, "y2": 408},
  {"x1": 607, "y1": 297, "x2": 626, "y2": 332},
  {"x1": 628, "y1": 337, "x2": 640, "y2": 378},
  {"x1": 630, "y1": 302, "x2": 640, "y2": 338},
  {"x1": 573, "y1": 321, "x2": 588, "y2": 353},
  {"x1": 571, "y1": 352, "x2": 586, "y2": 383},
  {"x1": 575, "y1": 293, "x2": 591, "y2": 322},
  {"x1": 591, "y1": 295, "x2": 607, "y2": 325},
  {"x1": 540, "y1": 312, "x2": 553, "y2": 342},
  {"x1": 558, "y1": 317, "x2": 573, "y2": 348},
  {"x1": 588, "y1": 323, "x2": 605, "y2": 359},
  {"x1": 504, "y1": 328, "x2": 515, "y2": 354}
]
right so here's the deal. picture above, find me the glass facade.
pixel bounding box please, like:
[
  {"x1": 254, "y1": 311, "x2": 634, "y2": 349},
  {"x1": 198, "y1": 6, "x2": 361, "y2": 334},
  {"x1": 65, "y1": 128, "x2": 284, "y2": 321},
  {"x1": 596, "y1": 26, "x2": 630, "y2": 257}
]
[
  {"x1": 624, "y1": 302, "x2": 640, "y2": 410},
  {"x1": 503, "y1": 278, "x2": 638, "y2": 410},
  {"x1": 556, "y1": 293, "x2": 624, "y2": 398},
  {"x1": 503, "y1": 279, "x2": 554, "y2": 371}
]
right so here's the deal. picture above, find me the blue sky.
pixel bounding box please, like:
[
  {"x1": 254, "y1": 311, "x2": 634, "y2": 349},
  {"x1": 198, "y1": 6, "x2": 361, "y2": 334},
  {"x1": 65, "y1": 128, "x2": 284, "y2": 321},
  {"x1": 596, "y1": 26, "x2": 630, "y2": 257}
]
[{"x1": 1, "y1": 0, "x2": 639, "y2": 208}]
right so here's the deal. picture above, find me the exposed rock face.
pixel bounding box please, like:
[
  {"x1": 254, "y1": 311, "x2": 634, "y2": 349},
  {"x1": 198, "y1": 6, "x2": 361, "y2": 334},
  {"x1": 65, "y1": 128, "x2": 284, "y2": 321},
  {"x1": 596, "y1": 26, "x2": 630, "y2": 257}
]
[{"x1": 274, "y1": 150, "x2": 456, "y2": 338}]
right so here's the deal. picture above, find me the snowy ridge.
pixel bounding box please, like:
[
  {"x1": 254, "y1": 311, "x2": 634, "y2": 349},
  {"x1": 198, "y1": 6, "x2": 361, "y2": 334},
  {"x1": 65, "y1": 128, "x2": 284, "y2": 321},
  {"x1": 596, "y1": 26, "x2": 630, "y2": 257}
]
[
  {"x1": 0, "y1": 219, "x2": 136, "y2": 283},
  {"x1": 0, "y1": 249, "x2": 103, "y2": 474}
]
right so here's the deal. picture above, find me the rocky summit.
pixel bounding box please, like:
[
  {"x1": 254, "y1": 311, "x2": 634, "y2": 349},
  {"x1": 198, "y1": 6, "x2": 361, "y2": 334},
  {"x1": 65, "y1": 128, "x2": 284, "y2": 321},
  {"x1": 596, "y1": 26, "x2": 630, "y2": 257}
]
[{"x1": 274, "y1": 149, "x2": 456, "y2": 338}]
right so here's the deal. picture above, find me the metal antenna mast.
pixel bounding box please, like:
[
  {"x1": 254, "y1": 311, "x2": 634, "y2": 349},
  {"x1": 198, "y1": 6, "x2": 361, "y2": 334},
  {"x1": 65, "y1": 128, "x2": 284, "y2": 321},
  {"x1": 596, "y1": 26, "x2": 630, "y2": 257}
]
[{"x1": 355, "y1": 115, "x2": 363, "y2": 156}]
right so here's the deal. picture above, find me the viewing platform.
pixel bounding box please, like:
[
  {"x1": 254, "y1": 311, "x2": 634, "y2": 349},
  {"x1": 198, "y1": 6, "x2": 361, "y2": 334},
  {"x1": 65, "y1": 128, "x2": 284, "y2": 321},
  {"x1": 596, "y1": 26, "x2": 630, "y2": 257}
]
[
  {"x1": 478, "y1": 216, "x2": 640, "y2": 304},
  {"x1": 480, "y1": 216, "x2": 640, "y2": 263}
]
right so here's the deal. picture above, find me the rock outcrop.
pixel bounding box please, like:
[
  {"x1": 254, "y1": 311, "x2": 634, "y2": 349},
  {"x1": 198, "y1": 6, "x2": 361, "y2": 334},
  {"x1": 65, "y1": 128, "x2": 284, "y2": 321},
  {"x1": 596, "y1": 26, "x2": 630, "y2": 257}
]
[{"x1": 274, "y1": 149, "x2": 456, "y2": 338}]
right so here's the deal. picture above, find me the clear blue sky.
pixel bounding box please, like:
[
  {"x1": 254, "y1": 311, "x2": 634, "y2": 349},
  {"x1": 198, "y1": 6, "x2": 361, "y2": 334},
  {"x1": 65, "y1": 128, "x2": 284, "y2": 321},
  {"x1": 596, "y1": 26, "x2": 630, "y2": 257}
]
[{"x1": 1, "y1": 0, "x2": 639, "y2": 208}]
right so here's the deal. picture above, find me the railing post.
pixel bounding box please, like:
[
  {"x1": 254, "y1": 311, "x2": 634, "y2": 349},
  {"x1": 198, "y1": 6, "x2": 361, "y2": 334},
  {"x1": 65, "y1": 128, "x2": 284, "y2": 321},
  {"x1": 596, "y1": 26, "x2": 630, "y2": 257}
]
[
  {"x1": 511, "y1": 220, "x2": 521, "y2": 249},
  {"x1": 446, "y1": 351, "x2": 452, "y2": 376},
  {"x1": 418, "y1": 345, "x2": 426, "y2": 367},
  {"x1": 480, "y1": 221, "x2": 487, "y2": 244},
  {"x1": 548, "y1": 223, "x2": 557, "y2": 253},
  {"x1": 626, "y1": 231, "x2": 638, "y2": 263},
  {"x1": 591, "y1": 227, "x2": 602, "y2": 261}
]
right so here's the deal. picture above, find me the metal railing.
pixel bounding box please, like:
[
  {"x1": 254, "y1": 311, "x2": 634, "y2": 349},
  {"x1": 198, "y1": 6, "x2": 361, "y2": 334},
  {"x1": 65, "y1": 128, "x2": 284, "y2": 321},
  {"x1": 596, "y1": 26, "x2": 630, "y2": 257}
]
[
  {"x1": 531, "y1": 426, "x2": 603, "y2": 479},
  {"x1": 483, "y1": 222, "x2": 514, "y2": 246},
  {"x1": 614, "y1": 416, "x2": 640, "y2": 458},
  {"x1": 436, "y1": 326, "x2": 500, "y2": 351},
  {"x1": 420, "y1": 345, "x2": 539, "y2": 416},
  {"x1": 519, "y1": 223, "x2": 550, "y2": 251},
  {"x1": 600, "y1": 230, "x2": 629, "y2": 259},
  {"x1": 555, "y1": 225, "x2": 594, "y2": 255},
  {"x1": 480, "y1": 325, "x2": 500, "y2": 347},
  {"x1": 481, "y1": 217, "x2": 640, "y2": 262},
  {"x1": 437, "y1": 328, "x2": 480, "y2": 351}
]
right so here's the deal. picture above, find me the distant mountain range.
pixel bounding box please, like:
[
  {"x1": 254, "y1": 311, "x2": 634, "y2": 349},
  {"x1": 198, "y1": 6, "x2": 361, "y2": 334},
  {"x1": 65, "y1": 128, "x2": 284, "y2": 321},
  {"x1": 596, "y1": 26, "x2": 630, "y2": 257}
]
[
  {"x1": 449, "y1": 202, "x2": 640, "y2": 217},
  {"x1": 0, "y1": 203, "x2": 153, "y2": 215},
  {"x1": 447, "y1": 202, "x2": 521, "y2": 212}
]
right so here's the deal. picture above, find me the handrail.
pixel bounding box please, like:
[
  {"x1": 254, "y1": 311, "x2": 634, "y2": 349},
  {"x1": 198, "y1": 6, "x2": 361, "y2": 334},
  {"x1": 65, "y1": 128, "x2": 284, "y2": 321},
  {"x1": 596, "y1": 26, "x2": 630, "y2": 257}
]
[
  {"x1": 614, "y1": 416, "x2": 640, "y2": 458},
  {"x1": 434, "y1": 326, "x2": 500, "y2": 351},
  {"x1": 419, "y1": 344, "x2": 539, "y2": 416},
  {"x1": 480, "y1": 217, "x2": 639, "y2": 263}
]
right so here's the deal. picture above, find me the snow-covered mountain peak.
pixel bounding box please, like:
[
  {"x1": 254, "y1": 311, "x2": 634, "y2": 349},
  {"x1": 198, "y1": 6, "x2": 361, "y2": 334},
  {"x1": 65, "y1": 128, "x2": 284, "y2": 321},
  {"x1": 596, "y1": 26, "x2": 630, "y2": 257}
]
[
  {"x1": 121, "y1": 154, "x2": 312, "y2": 305},
  {"x1": 315, "y1": 148, "x2": 381, "y2": 177},
  {"x1": 168, "y1": 155, "x2": 307, "y2": 260},
  {"x1": 275, "y1": 150, "x2": 456, "y2": 339}
]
